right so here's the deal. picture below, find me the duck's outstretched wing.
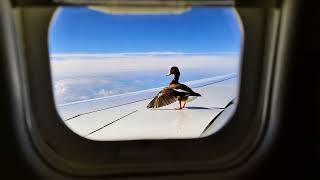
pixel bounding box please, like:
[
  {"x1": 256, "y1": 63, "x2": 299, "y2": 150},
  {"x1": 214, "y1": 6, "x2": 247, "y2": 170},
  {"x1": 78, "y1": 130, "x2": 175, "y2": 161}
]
[{"x1": 147, "y1": 88, "x2": 177, "y2": 108}]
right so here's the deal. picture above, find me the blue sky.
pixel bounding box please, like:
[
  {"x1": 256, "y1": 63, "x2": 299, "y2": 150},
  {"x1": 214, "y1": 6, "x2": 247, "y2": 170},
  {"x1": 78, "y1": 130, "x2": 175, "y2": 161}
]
[{"x1": 49, "y1": 7, "x2": 241, "y2": 54}]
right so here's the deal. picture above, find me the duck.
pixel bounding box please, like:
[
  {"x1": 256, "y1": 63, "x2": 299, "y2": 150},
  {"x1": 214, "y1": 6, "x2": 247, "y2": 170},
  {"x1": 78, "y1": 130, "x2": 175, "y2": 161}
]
[{"x1": 147, "y1": 66, "x2": 201, "y2": 109}]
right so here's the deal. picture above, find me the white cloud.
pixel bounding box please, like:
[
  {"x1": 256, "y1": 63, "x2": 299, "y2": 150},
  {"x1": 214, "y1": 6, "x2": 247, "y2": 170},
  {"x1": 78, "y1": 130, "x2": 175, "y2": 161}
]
[
  {"x1": 53, "y1": 78, "x2": 114, "y2": 104},
  {"x1": 50, "y1": 53, "x2": 240, "y2": 104},
  {"x1": 96, "y1": 89, "x2": 123, "y2": 97},
  {"x1": 50, "y1": 53, "x2": 240, "y2": 79}
]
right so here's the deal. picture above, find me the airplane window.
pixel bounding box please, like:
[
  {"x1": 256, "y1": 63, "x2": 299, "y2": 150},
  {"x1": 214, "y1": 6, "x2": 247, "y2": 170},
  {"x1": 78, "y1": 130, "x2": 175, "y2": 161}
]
[{"x1": 48, "y1": 6, "x2": 242, "y2": 141}]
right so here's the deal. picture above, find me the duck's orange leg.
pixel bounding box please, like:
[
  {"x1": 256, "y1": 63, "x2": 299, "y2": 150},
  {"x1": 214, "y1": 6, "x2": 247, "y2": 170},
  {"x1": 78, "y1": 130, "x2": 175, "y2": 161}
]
[{"x1": 182, "y1": 101, "x2": 186, "y2": 108}]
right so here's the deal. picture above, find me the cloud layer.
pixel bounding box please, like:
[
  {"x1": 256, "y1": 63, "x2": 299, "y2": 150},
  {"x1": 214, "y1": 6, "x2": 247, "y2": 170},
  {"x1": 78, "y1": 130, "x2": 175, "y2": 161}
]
[{"x1": 50, "y1": 53, "x2": 240, "y2": 104}]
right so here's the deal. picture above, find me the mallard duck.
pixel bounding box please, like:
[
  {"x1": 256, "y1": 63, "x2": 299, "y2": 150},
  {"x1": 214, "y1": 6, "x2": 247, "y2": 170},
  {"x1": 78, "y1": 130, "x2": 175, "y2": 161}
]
[{"x1": 147, "y1": 66, "x2": 201, "y2": 109}]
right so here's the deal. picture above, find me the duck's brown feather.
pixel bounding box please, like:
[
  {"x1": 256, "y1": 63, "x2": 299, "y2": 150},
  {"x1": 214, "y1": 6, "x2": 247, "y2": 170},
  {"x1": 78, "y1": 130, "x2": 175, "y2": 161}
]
[{"x1": 147, "y1": 88, "x2": 177, "y2": 108}]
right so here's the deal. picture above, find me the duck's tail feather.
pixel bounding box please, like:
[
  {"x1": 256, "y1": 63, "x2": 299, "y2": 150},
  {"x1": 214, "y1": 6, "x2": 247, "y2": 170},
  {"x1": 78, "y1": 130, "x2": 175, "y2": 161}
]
[{"x1": 190, "y1": 92, "x2": 201, "y2": 96}]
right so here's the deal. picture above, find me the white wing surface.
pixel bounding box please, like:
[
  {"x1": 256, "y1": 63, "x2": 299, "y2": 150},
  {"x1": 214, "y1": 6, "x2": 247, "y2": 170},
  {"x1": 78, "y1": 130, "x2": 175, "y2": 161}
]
[{"x1": 57, "y1": 73, "x2": 238, "y2": 141}]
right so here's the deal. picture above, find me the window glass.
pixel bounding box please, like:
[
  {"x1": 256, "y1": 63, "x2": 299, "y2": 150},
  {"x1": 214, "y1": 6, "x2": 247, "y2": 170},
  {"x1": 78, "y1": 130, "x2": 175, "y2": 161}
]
[{"x1": 49, "y1": 6, "x2": 242, "y2": 141}]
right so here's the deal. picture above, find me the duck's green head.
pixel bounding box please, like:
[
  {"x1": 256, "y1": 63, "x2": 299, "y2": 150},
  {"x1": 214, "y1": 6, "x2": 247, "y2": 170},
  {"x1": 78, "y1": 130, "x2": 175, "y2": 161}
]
[{"x1": 166, "y1": 66, "x2": 180, "y2": 76}]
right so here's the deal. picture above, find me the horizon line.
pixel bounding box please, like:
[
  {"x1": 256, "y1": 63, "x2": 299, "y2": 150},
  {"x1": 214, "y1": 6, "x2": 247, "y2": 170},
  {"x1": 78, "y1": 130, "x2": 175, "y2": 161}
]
[{"x1": 50, "y1": 51, "x2": 240, "y2": 58}]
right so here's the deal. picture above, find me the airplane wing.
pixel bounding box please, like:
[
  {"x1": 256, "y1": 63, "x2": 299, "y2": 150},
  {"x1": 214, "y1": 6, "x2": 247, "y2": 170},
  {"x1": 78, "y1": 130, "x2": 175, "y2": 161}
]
[{"x1": 57, "y1": 73, "x2": 238, "y2": 141}]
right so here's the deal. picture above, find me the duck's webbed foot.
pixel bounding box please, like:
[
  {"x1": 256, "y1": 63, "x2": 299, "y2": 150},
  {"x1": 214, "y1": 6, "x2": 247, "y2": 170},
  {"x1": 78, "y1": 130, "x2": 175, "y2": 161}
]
[{"x1": 176, "y1": 101, "x2": 183, "y2": 110}]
